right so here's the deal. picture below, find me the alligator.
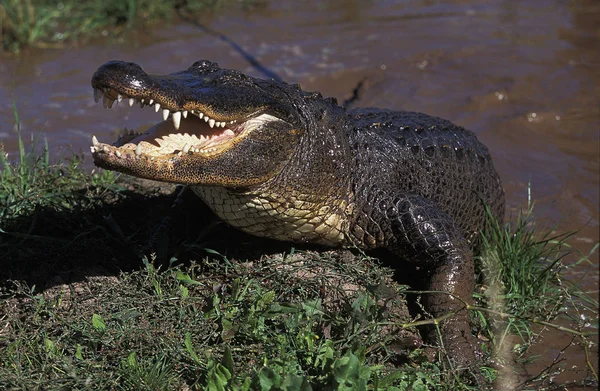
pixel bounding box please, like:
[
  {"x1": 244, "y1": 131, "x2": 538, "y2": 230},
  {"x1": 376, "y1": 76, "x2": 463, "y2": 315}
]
[{"x1": 90, "y1": 60, "x2": 505, "y2": 369}]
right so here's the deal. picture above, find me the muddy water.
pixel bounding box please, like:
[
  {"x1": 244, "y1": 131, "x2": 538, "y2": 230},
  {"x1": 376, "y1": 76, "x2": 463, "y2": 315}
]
[{"x1": 1, "y1": 0, "x2": 598, "y2": 385}]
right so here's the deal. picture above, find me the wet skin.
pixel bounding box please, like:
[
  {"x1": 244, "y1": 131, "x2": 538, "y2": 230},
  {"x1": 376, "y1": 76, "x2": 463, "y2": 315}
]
[{"x1": 90, "y1": 60, "x2": 505, "y2": 368}]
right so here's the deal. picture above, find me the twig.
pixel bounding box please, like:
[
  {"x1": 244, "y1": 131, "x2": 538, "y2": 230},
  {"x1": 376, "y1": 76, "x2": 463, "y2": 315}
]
[
  {"x1": 401, "y1": 289, "x2": 597, "y2": 337},
  {"x1": 174, "y1": 6, "x2": 282, "y2": 82},
  {"x1": 342, "y1": 78, "x2": 365, "y2": 109}
]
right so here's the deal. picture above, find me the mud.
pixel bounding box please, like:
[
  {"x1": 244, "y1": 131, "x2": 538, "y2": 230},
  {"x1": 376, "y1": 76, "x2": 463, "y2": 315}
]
[{"x1": 1, "y1": 0, "x2": 598, "y2": 386}]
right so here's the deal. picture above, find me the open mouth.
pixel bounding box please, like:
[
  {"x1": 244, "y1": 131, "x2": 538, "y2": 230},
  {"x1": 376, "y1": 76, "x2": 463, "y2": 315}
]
[{"x1": 90, "y1": 86, "x2": 276, "y2": 160}]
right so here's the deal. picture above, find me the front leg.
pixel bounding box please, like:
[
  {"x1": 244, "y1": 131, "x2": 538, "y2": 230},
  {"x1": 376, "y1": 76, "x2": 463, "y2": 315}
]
[{"x1": 354, "y1": 191, "x2": 481, "y2": 368}]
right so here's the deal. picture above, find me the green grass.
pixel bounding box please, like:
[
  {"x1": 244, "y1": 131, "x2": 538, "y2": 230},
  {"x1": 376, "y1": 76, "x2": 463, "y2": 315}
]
[
  {"x1": 473, "y1": 200, "x2": 599, "y2": 389},
  {"x1": 0, "y1": 103, "x2": 119, "y2": 223},
  {"x1": 0, "y1": 0, "x2": 264, "y2": 52},
  {"x1": 1, "y1": 253, "x2": 445, "y2": 390},
  {"x1": 0, "y1": 121, "x2": 598, "y2": 390}
]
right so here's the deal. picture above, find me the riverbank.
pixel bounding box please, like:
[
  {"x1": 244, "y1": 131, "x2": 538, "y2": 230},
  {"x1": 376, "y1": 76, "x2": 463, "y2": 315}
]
[{"x1": 1, "y1": 127, "x2": 597, "y2": 390}]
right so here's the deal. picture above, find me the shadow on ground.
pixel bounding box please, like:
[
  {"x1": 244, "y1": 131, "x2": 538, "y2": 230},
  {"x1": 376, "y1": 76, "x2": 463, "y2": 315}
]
[{"x1": 0, "y1": 177, "x2": 305, "y2": 292}]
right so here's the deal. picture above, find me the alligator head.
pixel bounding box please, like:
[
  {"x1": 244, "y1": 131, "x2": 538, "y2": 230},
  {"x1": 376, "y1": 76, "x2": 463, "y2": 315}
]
[{"x1": 90, "y1": 60, "x2": 340, "y2": 188}]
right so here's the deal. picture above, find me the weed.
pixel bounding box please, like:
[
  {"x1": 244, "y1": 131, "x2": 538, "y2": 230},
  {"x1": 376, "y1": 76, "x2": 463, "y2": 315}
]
[
  {"x1": 120, "y1": 352, "x2": 180, "y2": 391},
  {"x1": 473, "y1": 194, "x2": 598, "y2": 389},
  {"x1": 0, "y1": 102, "x2": 119, "y2": 225}
]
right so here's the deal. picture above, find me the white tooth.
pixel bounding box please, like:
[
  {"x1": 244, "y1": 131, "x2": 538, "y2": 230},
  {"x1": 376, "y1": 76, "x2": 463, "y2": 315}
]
[
  {"x1": 92, "y1": 135, "x2": 99, "y2": 146},
  {"x1": 224, "y1": 129, "x2": 235, "y2": 137},
  {"x1": 90, "y1": 146, "x2": 96, "y2": 153},
  {"x1": 149, "y1": 99, "x2": 154, "y2": 105},
  {"x1": 103, "y1": 95, "x2": 114, "y2": 108},
  {"x1": 102, "y1": 146, "x2": 109, "y2": 152},
  {"x1": 128, "y1": 98, "x2": 135, "y2": 107},
  {"x1": 117, "y1": 94, "x2": 123, "y2": 103},
  {"x1": 182, "y1": 110, "x2": 188, "y2": 118},
  {"x1": 183, "y1": 144, "x2": 191, "y2": 153},
  {"x1": 208, "y1": 119, "x2": 215, "y2": 128},
  {"x1": 155, "y1": 137, "x2": 167, "y2": 148},
  {"x1": 135, "y1": 144, "x2": 143, "y2": 156},
  {"x1": 204, "y1": 116, "x2": 209, "y2": 122},
  {"x1": 154, "y1": 103, "x2": 161, "y2": 112},
  {"x1": 198, "y1": 112, "x2": 204, "y2": 119},
  {"x1": 115, "y1": 150, "x2": 122, "y2": 158},
  {"x1": 141, "y1": 98, "x2": 145, "y2": 104},
  {"x1": 172, "y1": 111, "x2": 181, "y2": 130},
  {"x1": 94, "y1": 88, "x2": 103, "y2": 103},
  {"x1": 162, "y1": 109, "x2": 170, "y2": 121},
  {"x1": 178, "y1": 151, "x2": 183, "y2": 157}
]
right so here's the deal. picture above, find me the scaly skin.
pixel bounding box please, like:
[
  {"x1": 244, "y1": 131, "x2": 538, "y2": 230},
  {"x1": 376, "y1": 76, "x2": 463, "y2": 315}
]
[{"x1": 90, "y1": 60, "x2": 505, "y2": 368}]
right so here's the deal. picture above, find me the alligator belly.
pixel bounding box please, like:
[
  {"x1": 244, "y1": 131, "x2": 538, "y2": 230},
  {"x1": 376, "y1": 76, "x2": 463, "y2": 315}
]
[{"x1": 191, "y1": 185, "x2": 352, "y2": 247}]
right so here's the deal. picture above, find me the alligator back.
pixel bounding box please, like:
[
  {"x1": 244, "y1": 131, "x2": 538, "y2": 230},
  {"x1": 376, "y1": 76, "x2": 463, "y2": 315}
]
[{"x1": 346, "y1": 108, "x2": 504, "y2": 248}]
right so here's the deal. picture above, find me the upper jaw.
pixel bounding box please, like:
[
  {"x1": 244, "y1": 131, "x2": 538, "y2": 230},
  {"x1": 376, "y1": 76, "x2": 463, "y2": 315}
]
[
  {"x1": 92, "y1": 83, "x2": 241, "y2": 132},
  {"x1": 90, "y1": 60, "x2": 274, "y2": 126}
]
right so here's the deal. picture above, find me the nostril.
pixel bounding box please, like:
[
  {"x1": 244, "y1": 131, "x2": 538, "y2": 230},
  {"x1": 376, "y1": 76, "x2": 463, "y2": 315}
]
[{"x1": 190, "y1": 60, "x2": 219, "y2": 71}]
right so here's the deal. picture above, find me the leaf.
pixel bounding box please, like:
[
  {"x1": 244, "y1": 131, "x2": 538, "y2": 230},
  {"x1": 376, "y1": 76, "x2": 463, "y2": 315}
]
[
  {"x1": 75, "y1": 344, "x2": 83, "y2": 360},
  {"x1": 221, "y1": 317, "x2": 237, "y2": 341},
  {"x1": 301, "y1": 299, "x2": 324, "y2": 317},
  {"x1": 207, "y1": 362, "x2": 232, "y2": 391},
  {"x1": 412, "y1": 379, "x2": 427, "y2": 391},
  {"x1": 125, "y1": 351, "x2": 138, "y2": 368},
  {"x1": 180, "y1": 284, "x2": 189, "y2": 298},
  {"x1": 257, "y1": 367, "x2": 282, "y2": 390},
  {"x1": 221, "y1": 346, "x2": 234, "y2": 374},
  {"x1": 281, "y1": 373, "x2": 313, "y2": 391},
  {"x1": 44, "y1": 338, "x2": 57, "y2": 356},
  {"x1": 175, "y1": 270, "x2": 201, "y2": 285},
  {"x1": 92, "y1": 313, "x2": 106, "y2": 332},
  {"x1": 184, "y1": 332, "x2": 201, "y2": 365},
  {"x1": 332, "y1": 351, "x2": 370, "y2": 391}
]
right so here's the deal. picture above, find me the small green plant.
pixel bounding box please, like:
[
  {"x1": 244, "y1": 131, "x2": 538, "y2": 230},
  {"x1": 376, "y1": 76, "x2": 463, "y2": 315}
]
[
  {"x1": 474, "y1": 195, "x2": 598, "y2": 387},
  {"x1": 0, "y1": 102, "x2": 118, "y2": 225},
  {"x1": 120, "y1": 352, "x2": 179, "y2": 391}
]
